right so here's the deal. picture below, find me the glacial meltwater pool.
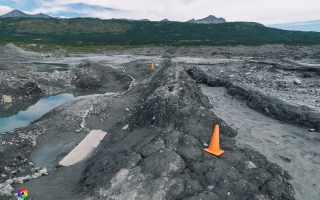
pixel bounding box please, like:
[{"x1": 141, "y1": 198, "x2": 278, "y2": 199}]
[{"x1": 0, "y1": 93, "x2": 100, "y2": 134}]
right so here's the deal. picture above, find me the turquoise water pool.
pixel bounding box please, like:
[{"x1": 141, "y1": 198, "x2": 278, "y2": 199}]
[{"x1": 0, "y1": 93, "x2": 97, "y2": 134}]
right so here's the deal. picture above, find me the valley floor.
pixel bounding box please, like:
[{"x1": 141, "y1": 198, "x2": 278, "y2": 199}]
[{"x1": 0, "y1": 44, "x2": 319, "y2": 199}]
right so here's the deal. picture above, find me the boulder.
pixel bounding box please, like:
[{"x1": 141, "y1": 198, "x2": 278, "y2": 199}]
[
  {"x1": 18, "y1": 82, "x2": 42, "y2": 95},
  {"x1": 39, "y1": 168, "x2": 48, "y2": 176},
  {"x1": 122, "y1": 124, "x2": 129, "y2": 130},
  {"x1": 0, "y1": 184, "x2": 14, "y2": 196},
  {"x1": 13, "y1": 177, "x2": 23, "y2": 184},
  {"x1": 294, "y1": 79, "x2": 301, "y2": 85},
  {"x1": 52, "y1": 70, "x2": 60, "y2": 78},
  {"x1": 71, "y1": 62, "x2": 103, "y2": 89},
  {"x1": 2, "y1": 95, "x2": 12, "y2": 103},
  {"x1": 5, "y1": 179, "x2": 13, "y2": 185},
  {"x1": 245, "y1": 161, "x2": 257, "y2": 169},
  {"x1": 31, "y1": 173, "x2": 40, "y2": 179}
]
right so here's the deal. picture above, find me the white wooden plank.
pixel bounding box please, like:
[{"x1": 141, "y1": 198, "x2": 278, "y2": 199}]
[{"x1": 58, "y1": 130, "x2": 107, "y2": 167}]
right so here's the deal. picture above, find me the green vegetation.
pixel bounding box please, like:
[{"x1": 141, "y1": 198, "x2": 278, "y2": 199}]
[{"x1": 1, "y1": 17, "x2": 320, "y2": 49}]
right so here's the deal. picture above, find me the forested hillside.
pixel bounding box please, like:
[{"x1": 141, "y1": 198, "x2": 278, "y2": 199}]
[{"x1": 1, "y1": 18, "x2": 320, "y2": 46}]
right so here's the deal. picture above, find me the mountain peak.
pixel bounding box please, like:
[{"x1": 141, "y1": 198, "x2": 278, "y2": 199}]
[
  {"x1": 0, "y1": 9, "x2": 52, "y2": 18},
  {"x1": 161, "y1": 18, "x2": 170, "y2": 22},
  {"x1": 187, "y1": 15, "x2": 226, "y2": 24}
]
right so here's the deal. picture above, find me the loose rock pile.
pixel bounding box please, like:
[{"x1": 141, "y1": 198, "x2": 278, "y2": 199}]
[{"x1": 80, "y1": 59, "x2": 294, "y2": 199}]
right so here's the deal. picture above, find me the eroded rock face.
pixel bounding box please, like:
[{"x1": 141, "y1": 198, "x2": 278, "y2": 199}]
[
  {"x1": 71, "y1": 62, "x2": 103, "y2": 89},
  {"x1": 70, "y1": 62, "x2": 132, "y2": 92},
  {"x1": 186, "y1": 60, "x2": 320, "y2": 128},
  {"x1": 19, "y1": 82, "x2": 42, "y2": 95}
]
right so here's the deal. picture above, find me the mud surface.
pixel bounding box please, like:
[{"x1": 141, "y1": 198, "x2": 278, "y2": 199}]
[
  {"x1": 200, "y1": 86, "x2": 320, "y2": 200},
  {"x1": 0, "y1": 44, "x2": 319, "y2": 199}
]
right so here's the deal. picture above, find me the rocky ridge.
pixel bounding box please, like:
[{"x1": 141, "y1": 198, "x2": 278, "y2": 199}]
[
  {"x1": 187, "y1": 15, "x2": 226, "y2": 24},
  {"x1": 79, "y1": 59, "x2": 294, "y2": 199},
  {"x1": 0, "y1": 10, "x2": 52, "y2": 18}
]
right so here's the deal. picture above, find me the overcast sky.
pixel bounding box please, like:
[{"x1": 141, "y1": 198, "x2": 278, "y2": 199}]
[{"x1": 0, "y1": 0, "x2": 319, "y2": 25}]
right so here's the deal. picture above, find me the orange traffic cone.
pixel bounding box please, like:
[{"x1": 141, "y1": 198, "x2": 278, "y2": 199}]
[
  {"x1": 204, "y1": 124, "x2": 224, "y2": 156},
  {"x1": 150, "y1": 61, "x2": 154, "y2": 69}
]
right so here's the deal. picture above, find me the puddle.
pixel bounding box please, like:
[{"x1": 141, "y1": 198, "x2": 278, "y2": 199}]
[
  {"x1": 33, "y1": 138, "x2": 78, "y2": 170},
  {"x1": 31, "y1": 62, "x2": 69, "y2": 72},
  {"x1": 200, "y1": 84, "x2": 320, "y2": 200},
  {"x1": 30, "y1": 54, "x2": 163, "y2": 68},
  {"x1": 172, "y1": 57, "x2": 240, "y2": 65},
  {"x1": 0, "y1": 93, "x2": 111, "y2": 134},
  {"x1": 1, "y1": 53, "x2": 162, "y2": 134}
]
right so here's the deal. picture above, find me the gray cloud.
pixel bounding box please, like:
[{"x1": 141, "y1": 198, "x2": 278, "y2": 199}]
[
  {"x1": 0, "y1": 5, "x2": 13, "y2": 15},
  {"x1": 2, "y1": 0, "x2": 320, "y2": 24}
]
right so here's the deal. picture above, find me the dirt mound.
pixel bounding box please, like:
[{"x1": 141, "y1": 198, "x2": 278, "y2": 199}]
[
  {"x1": 79, "y1": 59, "x2": 294, "y2": 199},
  {"x1": 5, "y1": 43, "x2": 41, "y2": 58},
  {"x1": 70, "y1": 62, "x2": 132, "y2": 92}
]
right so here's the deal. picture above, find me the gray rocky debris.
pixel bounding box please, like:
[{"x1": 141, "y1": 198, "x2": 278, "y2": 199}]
[
  {"x1": 4, "y1": 179, "x2": 13, "y2": 185},
  {"x1": 39, "y1": 167, "x2": 48, "y2": 175},
  {"x1": 294, "y1": 79, "x2": 302, "y2": 85},
  {"x1": 13, "y1": 177, "x2": 23, "y2": 184},
  {"x1": 207, "y1": 185, "x2": 215, "y2": 191},
  {"x1": 3, "y1": 45, "x2": 316, "y2": 199},
  {"x1": 122, "y1": 124, "x2": 129, "y2": 130},
  {"x1": 31, "y1": 173, "x2": 40, "y2": 179},
  {"x1": 203, "y1": 142, "x2": 209, "y2": 147},
  {"x1": 0, "y1": 184, "x2": 14, "y2": 196},
  {"x1": 27, "y1": 44, "x2": 37, "y2": 48},
  {"x1": 80, "y1": 110, "x2": 89, "y2": 128},
  {"x1": 52, "y1": 70, "x2": 60, "y2": 78},
  {"x1": 245, "y1": 161, "x2": 257, "y2": 169}
]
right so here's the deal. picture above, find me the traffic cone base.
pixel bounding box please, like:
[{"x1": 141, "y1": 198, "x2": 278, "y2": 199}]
[
  {"x1": 203, "y1": 124, "x2": 224, "y2": 157},
  {"x1": 204, "y1": 148, "x2": 224, "y2": 157}
]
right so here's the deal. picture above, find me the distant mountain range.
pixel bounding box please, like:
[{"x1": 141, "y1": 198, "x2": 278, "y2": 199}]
[
  {"x1": 115, "y1": 18, "x2": 150, "y2": 22},
  {"x1": 161, "y1": 16, "x2": 226, "y2": 24},
  {"x1": 0, "y1": 9, "x2": 52, "y2": 18},
  {"x1": 0, "y1": 10, "x2": 225, "y2": 24},
  {"x1": 187, "y1": 15, "x2": 226, "y2": 24}
]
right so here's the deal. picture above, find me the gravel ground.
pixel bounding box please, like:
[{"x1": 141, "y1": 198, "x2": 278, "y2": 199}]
[{"x1": 0, "y1": 44, "x2": 319, "y2": 199}]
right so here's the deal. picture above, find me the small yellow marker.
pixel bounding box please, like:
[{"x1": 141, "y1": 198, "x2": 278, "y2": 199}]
[{"x1": 151, "y1": 61, "x2": 154, "y2": 69}]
